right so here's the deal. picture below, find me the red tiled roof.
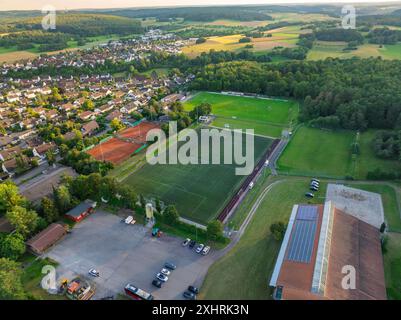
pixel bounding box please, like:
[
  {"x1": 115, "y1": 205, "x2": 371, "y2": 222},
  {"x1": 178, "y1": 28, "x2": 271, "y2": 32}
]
[{"x1": 26, "y1": 223, "x2": 67, "y2": 255}]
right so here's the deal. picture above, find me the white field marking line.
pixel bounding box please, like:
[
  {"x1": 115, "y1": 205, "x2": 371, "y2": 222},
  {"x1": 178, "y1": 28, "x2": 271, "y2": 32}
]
[
  {"x1": 209, "y1": 91, "x2": 290, "y2": 102},
  {"x1": 207, "y1": 124, "x2": 277, "y2": 140}
]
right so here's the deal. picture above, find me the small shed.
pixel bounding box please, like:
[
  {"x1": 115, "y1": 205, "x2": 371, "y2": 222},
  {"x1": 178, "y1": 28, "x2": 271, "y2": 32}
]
[
  {"x1": 65, "y1": 200, "x2": 97, "y2": 222},
  {"x1": 26, "y1": 223, "x2": 67, "y2": 255}
]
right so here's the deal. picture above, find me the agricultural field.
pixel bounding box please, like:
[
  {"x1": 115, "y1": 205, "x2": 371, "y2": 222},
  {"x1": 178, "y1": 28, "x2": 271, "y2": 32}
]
[
  {"x1": 123, "y1": 126, "x2": 273, "y2": 224},
  {"x1": 278, "y1": 127, "x2": 401, "y2": 179},
  {"x1": 0, "y1": 33, "x2": 138, "y2": 63},
  {"x1": 268, "y1": 12, "x2": 336, "y2": 23},
  {"x1": 183, "y1": 92, "x2": 298, "y2": 138},
  {"x1": 307, "y1": 41, "x2": 401, "y2": 61},
  {"x1": 182, "y1": 31, "x2": 298, "y2": 57},
  {"x1": 0, "y1": 49, "x2": 37, "y2": 63},
  {"x1": 379, "y1": 43, "x2": 401, "y2": 60}
]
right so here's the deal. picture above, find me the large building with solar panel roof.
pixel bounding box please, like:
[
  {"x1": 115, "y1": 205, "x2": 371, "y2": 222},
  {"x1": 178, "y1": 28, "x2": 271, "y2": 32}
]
[{"x1": 269, "y1": 201, "x2": 386, "y2": 300}]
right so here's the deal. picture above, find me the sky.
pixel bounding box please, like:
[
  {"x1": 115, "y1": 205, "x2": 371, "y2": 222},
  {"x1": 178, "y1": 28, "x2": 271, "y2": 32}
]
[{"x1": 0, "y1": 0, "x2": 397, "y2": 11}]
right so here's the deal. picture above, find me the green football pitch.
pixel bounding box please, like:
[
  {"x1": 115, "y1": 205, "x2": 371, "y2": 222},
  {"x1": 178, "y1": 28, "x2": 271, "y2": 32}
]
[
  {"x1": 183, "y1": 92, "x2": 298, "y2": 138},
  {"x1": 123, "y1": 126, "x2": 274, "y2": 224}
]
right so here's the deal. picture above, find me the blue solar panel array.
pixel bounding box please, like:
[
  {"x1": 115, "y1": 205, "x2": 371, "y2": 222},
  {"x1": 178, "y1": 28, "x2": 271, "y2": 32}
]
[
  {"x1": 297, "y1": 205, "x2": 318, "y2": 221},
  {"x1": 286, "y1": 206, "x2": 318, "y2": 263}
]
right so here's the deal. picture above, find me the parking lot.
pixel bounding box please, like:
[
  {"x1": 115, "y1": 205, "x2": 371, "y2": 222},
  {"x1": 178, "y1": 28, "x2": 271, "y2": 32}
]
[{"x1": 45, "y1": 210, "x2": 214, "y2": 300}]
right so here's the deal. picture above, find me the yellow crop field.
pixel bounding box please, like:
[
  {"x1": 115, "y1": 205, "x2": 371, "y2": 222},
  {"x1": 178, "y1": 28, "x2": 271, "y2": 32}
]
[
  {"x1": 182, "y1": 32, "x2": 298, "y2": 57},
  {"x1": 0, "y1": 51, "x2": 38, "y2": 63},
  {"x1": 307, "y1": 41, "x2": 384, "y2": 60}
]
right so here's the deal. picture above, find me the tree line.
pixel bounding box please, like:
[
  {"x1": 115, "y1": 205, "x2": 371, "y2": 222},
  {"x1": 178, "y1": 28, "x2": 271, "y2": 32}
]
[{"x1": 189, "y1": 58, "x2": 401, "y2": 131}]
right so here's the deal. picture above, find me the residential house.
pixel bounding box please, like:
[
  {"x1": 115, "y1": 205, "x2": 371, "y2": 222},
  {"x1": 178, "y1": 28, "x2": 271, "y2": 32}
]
[
  {"x1": 45, "y1": 109, "x2": 58, "y2": 120},
  {"x1": 33, "y1": 142, "x2": 57, "y2": 161},
  {"x1": 79, "y1": 111, "x2": 96, "y2": 121},
  {"x1": 81, "y1": 120, "x2": 99, "y2": 137},
  {"x1": 97, "y1": 104, "x2": 114, "y2": 114},
  {"x1": 120, "y1": 102, "x2": 138, "y2": 114},
  {"x1": 0, "y1": 145, "x2": 22, "y2": 161},
  {"x1": 106, "y1": 110, "x2": 122, "y2": 122}
]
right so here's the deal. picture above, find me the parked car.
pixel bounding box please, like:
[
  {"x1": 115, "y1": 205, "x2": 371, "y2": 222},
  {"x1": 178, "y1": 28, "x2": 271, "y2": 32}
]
[
  {"x1": 310, "y1": 186, "x2": 319, "y2": 192},
  {"x1": 164, "y1": 262, "x2": 177, "y2": 270},
  {"x1": 310, "y1": 181, "x2": 319, "y2": 187},
  {"x1": 189, "y1": 240, "x2": 196, "y2": 248},
  {"x1": 305, "y1": 192, "x2": 314, "y2": 198},
  {"x1": 182, "y1": 238, "x2": 191, "y2": 247},
  {"x1": 196, "y1": 244, "x2": 205, "y2": 254},
  {"x1": 88, "y1": 269, "x2": 99, "y2": 277},
  {"x1": 156, "y1": 273, "x2": 169, "y2": 282},
  {"x1": 152, "y1": 279, "x2": 162, "y2": 288},
  {"x1": 311, "y1": 178, "x2": 320, "y2": 184},
  {"x1": 152, "y1": 227, "x2": 160, "y2": 237},
  {"x1": 183, "y1": 291, "x2": 196, "y2": 300},
  {"x1": 188, "y1": 286, "x2": 199, "y2": 294},
  {"x1": 160, "y1": 268, "x2": 171, "y2": 276},
  {"x1": 201, "y1": 246, "x2": 210, "y2": 256}
]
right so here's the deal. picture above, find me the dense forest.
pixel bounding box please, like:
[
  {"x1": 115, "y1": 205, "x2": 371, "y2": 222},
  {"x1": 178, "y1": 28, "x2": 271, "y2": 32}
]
[
  {"x1": 0, "y1": 31, "x2": 72, "y2": 51},
  {"x1": 367, "y1": 27, "x2": 401, "y2": 44},
  {"x1": 359, "y1": 13, "x2": 401, "y2": 28},
  {"x1": 16, "y1": 14, "x2": 143, "y2": 37},
  {"x1": 0, "y1": 13, "x2": 143, "y2": 51},
  {"x1": 174, "y1": 25, "x2": 251, "y2": 39},
  {"x1": 314, "y1": 28, "x2": 364, "y2": 43},
  {"x1": 189, "y1": 58, "x2": 401, "y2": 131}
]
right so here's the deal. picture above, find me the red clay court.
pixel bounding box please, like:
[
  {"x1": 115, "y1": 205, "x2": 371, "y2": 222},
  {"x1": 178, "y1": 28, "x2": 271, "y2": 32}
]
[{"x1": 87, "y1": 122, "x2": 160, "y2": 165}]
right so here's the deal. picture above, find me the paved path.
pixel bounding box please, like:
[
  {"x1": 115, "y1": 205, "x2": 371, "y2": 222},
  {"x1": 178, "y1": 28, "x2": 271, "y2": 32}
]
[{"x1": 269, "y1": 139, "x2": 288, "y2": 175}]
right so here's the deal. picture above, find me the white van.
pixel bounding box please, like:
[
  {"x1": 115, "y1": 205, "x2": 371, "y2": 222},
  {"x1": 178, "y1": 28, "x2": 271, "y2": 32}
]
[{"x1": 125, "y1": 216, "x2": 134, "y2": 224}]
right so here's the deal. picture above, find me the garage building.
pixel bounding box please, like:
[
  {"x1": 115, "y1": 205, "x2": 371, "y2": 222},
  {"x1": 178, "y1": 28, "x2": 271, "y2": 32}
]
[{"x1": 65, "y1": 200, "x2": 97, "y2": 222}]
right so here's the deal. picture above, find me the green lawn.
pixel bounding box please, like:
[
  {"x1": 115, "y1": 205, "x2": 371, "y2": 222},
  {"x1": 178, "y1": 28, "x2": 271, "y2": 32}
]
[
  {"x1": 379, "y1": 43, "x2": 401, "y2": 60},
  {"x1": 199, "y1": 178, "x2": 326, "y2": 299},
  {"x1": 278, "y1": 127, "x2": 355, "y2": 178},
  {"x1": 124, "y1": 127, "x2": 273, "y2": 224},
  {"x1": 184, "y1": 92, "x2": 298, "y2": 138},
  {"x1": 141, "y1": 67, "x2": 171, "y2": 77},
  {"x1": 21, "y1": 256, "x2": 66, "y2": 300},
  {"x1": 355, "y1": 130, "x2": 401, "y2": 179},
  {"x1": 278, "y1": 127, "x2": 401, "y2": 179},
  {"x1": 211, "y1": 117, "x2": 284, "y2": 138}
]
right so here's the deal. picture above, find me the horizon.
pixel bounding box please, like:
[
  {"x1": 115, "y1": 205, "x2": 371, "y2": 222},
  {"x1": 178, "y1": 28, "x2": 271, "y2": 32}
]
[{"x1": 0, "y1": 0, "x2": 399, "y2": 12}]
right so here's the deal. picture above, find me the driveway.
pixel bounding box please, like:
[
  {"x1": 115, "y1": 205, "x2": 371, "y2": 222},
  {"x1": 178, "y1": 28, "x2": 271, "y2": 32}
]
[{"x1": 45, "y1": 210, "x2": 214, "y2": 300}]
